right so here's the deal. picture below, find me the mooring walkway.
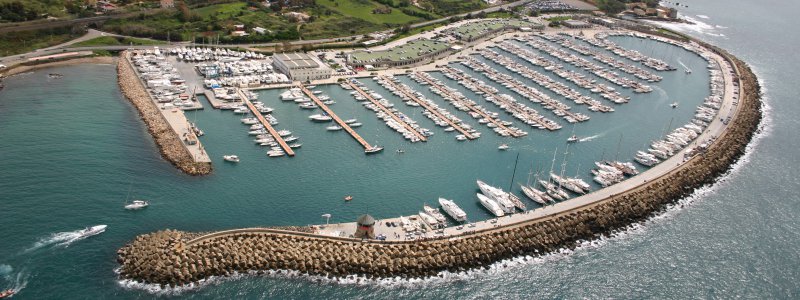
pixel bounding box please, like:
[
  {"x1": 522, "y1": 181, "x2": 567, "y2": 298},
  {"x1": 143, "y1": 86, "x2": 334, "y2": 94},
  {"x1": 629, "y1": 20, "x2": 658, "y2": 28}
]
[
  {"x1": 379, "y1": 76, "x2": 476, "y2": 140},
  {"x1": 238, "y1": 89, "x2": 295, "y2": 156},
  {"x1": 345, "y1": 81, "x2": 427, "y2": 143},
  {"x1": 413, "y1": 72, "x2": 525, "y2": 138},
  {"x1": 442, "y1": 66, "x2": 560, "y2": 131},
  {"x1": 296, "y1": 84, "x2": 373, "y2": 150}
]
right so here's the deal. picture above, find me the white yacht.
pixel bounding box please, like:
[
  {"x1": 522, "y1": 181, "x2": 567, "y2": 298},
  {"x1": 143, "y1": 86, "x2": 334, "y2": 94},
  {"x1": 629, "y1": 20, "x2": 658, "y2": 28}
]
[
  {"x1": 241, "y1": 118, "x2": 258, "y2": 125},
  {"x1": 309, "y1": 114, "x2": 333, "y2": 122},
  {"x1": 124, "y1": 200, "x2": 149, "y2": 210},
  {"x1": 223, "y1": 155, "x2": 240, "y2": 163},
  {"x1": 78, "y1": 225, "x2": 107, "y2": 238},
  {"x1": 498, "y1": 144, "x2": 510, "y2": 150},
  {"x1": 438, "y1": 197, "x2": 467, "y2": 222},
  {"x1": 365, "y1": 145, "x2": 384, "y2": 154},
  {"x1": 477, "y1": 193, "x2": 505, "y2": 217},
  {"x1": 476, "y1": 180, "x2": 515, "y2": 213},
  {"x1": 423, "y1": 204, "x2": 447, "y2": 224},
  {"x1": 349, "y1": 122, "x2": 363, "y2": 127},
  {"x1": 520, "y1": 185, "x2": 549, "y2": 205},
  {"x1": 326, "y1": 125, "x2": 343, "y2": 131}
]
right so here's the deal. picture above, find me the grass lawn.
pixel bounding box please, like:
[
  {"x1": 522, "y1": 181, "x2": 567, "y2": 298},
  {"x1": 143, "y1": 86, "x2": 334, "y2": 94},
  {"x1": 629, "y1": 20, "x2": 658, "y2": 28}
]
[
  {"x1": 316, "y1": 0, "x2": 420, "y2": 24},
  {"x1": 70, "y1": 36, "x2": 163, "y2": 47}
]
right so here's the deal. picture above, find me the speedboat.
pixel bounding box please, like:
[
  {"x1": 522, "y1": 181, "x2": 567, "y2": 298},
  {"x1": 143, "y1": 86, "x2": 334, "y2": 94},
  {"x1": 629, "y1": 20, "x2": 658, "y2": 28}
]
[
  {"x1": 124, "y1": 200, "x2": 149, "y2": 210},
  {"x1": 567, "y1": 135, "x2": 579, "y2": 143},
  {"x1": 0, "y1": 289, "x2": 16, "y2": 298},
  {"x1": 79, "y1": 225, "x2": 107, "y2": 238},
  {"x1": 284, "y1": 136, "x2": 299, "y2": 142},
  {"x1": 344, "y1": 118, "x2": 358, "y2": 124},
  {"x1": 326, "y1": 125, "x2": 343, "y2": 131},
  {"x1": 670, "y1": 102, "x2": 679, "y2": 108},
  {"x1": 498, "y1": 144, "x2": 510, "y2": 150},
  {"x1": 438, "y1": 197, "x2": 467, "y2": 222},
  {"x1": 349, "y1": 122, "x2": 362, "y2": 127},
  {"x1": 289, "y1": 143, "x2": 302, "y2": 148},
  {"x1": 223, "y1": 155, "x2": 240, "y2": 162}
]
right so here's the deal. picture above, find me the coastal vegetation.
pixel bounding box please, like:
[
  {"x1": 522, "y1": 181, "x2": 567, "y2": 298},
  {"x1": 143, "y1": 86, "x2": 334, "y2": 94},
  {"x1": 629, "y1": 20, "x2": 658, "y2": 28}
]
[
  {"x1": 0, "y1": 26, "x2": 84, "y2": 56},
  {"x1": 70, "y1": 36, "x2": 163, "y2": 48}
]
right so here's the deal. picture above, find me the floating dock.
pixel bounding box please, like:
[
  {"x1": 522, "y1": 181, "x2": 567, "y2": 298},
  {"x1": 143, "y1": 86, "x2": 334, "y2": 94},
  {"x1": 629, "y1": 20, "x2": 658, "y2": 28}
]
[
  {"x1": 442, "y1": 67, "x2": 560, "y2": 131},
  {"x1": 238, "y1": 89, "x2": 295, "y2": 156},
  {"x1": 379, "y1": 75, "x2": 476, "y2": 140},
  {"x1": 296, "y1": 84, "x2": 374, "y2": 150},
  {"x1": 345, "y1": 81, "x2": 428, "y2": 142},
  {"x1": 413, "y1": 72, "x2": 524, "y2": 138}
]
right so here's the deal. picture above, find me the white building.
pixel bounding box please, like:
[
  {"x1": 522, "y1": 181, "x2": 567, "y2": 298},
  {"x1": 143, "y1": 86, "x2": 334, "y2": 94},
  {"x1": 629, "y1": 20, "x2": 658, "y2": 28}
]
[{"x1": 272, "y1": 52, "x2": 332, "y2": 82}]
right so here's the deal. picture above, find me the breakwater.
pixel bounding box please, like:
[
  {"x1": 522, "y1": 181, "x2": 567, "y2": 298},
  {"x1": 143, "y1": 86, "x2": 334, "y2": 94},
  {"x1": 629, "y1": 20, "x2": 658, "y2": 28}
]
[
  {"x1": 117, "y1": 51, "x2": 211, "y2": 176},
  {"x1": 116, "y1": 45, "x2": 762, "y2": 287}
]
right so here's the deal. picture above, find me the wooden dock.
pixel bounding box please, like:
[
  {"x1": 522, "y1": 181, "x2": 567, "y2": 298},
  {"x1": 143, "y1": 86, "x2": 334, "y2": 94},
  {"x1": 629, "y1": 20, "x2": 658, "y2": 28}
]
[
  {"x1": 237, "y1": 89, "x2": 295, "y2": 156},
  {"x1": 295, "y1": 84, "x2": 374, "y2": 150},
  {"x1": 345, "y1": 81, "x2": 427, "y2": 143},
  {"x1": 442, "y1": 67, "x2": 559, "y2": 131},
  {"x1": 379, "y1": 76, "x2": 476, "y2": 140},
  {"x1": 413, "y1": 72, "x2": 525, "y2": 138}
]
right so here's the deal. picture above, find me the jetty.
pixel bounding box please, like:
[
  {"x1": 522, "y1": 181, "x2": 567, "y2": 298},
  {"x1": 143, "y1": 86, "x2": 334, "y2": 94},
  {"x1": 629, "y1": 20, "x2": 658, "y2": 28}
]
[
  {"x1": 296, "y1": 84, "x2": 375, "y2": 150},
  {"x1": 413, "y1": 72, "x2": 524, "y2": 137},
  {"x1": 379, "y1": 75, "x2": 475, "y2": 140},
  {"x1": 344, "y1": 81, "x2": 427, "y2": 142},
  {"x1": 238, "y1": 89, "x2": 295, "y2": 156}
]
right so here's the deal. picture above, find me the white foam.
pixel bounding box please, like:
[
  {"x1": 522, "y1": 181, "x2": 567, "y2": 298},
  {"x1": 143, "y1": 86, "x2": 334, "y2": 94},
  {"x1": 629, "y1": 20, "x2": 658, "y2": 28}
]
[
  {"x1": 24, "y1": 226, "x2": 106, "y2": 252},
  {"x1": 644, "y1": 15, "x2": 726, "y2": 38}
]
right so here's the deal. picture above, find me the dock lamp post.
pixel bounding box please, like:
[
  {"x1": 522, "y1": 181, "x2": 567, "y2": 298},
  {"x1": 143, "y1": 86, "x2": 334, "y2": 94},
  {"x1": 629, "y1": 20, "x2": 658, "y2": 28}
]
[{"x1": 321, "y1": 213, "x2": 332, "y2": 228}]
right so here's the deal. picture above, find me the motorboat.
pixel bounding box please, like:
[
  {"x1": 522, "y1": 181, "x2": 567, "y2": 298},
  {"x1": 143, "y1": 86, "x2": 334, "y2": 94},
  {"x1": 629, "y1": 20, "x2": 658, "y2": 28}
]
[
  {"x1": 670, "y1": 102, "x2": 679, "y2": 108},
  {"x1": 567, "y1": 135, "x2": 579, "y2": 143},
  {"x1": 283, "y1": 136, "x2": 299, "y2": 142},
  {"x1": 223, "y1": 155, "x2": 240, "y2": 163},
  {"x1": 498, "y1": 144, "x2": 510, "y2": 150},
  {"x1": 78, "y1": 225, "x2": 107, "y2": 238},
  {"x1": 277, "y1": 130, "x2": 292, "y2": 137},
  {"x1": 344, "y1": 118, "x2": 358, "y2": 124},
  {"x1": 423, "y1": 205, "x2": 447, "y2": 223},
  {"x1": 326, "y1": 125, "x2": 343, "y2": 131},
  {"x1": 365, "y1": 145, "x2": 384, "y2": 154},
  {"x1": 438, "y1": 197, "x2": 467, "y2": 222},
  {"x1": 477, "y1": 193, "x2": 505, "y2": 217},
  {"x1": 349, "y1": 122, "x2": 362, "y2": 127},
  {"x1": 309, "y1": 114, "x2": 333, "y2": 122},
  {"x1": 241, "y1": 118, "x2": 259, "y2": 125},
  {"x1": 0, "y1": 289, "x2": 16, "y2": 298},
  {"x1": 124, "y1": 200, "x2": 149, "y2": 210},
  {"x1": 289, "y1": 143, "x2": 302, "y2": 148}
]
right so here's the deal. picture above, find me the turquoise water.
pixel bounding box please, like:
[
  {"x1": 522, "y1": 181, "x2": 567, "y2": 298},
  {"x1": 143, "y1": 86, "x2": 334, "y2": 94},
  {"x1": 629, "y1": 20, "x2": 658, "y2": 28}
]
[{"x1": 1, "y1": 0, "x2": 798, "y2": 297}]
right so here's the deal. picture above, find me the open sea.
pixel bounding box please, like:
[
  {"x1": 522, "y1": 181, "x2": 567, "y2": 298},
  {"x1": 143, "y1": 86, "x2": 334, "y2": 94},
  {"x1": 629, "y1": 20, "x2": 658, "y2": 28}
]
[{"x1": 0, "y1": 0, "x2": 797, "y2": 298}]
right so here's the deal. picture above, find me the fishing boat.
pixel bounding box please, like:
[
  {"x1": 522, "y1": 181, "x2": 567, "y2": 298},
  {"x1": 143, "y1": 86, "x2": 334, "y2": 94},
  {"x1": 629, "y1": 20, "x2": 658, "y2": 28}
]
[
  {"x1": 438, "y1": 197, "x2": 467, "y2": 222},
  {"x1": 223, "y1": 155, "x2": 240, "y2": 162}
]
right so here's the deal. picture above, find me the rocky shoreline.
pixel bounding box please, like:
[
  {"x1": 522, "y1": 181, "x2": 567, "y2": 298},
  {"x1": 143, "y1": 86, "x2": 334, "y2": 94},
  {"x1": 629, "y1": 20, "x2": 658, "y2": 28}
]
[
  {"x1": 117, "y1": 51, "x2": 212, "y2": 176},
  {"x1": 115, "y1": 47, "x2": 762, "y2": 286}
]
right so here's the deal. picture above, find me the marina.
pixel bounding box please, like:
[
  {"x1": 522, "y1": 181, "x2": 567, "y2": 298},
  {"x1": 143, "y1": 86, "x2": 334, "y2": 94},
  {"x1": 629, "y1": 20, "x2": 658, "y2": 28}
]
[
  {"x1": 238, "y1": 90, "x2": 295, "y2": 157},
  {"x1": 297, "y1": 84, "x2": 378, "y2": 152},
  {"x1": 345, "y1": 80, "x2": 427, "y2": 144}
]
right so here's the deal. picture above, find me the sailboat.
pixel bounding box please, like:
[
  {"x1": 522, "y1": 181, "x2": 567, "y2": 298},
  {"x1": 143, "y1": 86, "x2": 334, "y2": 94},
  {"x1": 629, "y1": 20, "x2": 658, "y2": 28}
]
[{"x1": 124, "y1": 184, "x2": 149, "y2": 210}]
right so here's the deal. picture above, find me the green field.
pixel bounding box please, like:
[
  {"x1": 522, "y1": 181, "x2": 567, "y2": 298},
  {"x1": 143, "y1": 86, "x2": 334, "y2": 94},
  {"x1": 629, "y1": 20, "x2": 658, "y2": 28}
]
[
  {"x1": 0, "y1": 27, "x2": 82, "y2": 56},
  {"x1": 69, "y1": 36, "x2": 164, "y2": 47},
  {"x1": 316, "y1": 0, "x2": 421, "y2": 24}
]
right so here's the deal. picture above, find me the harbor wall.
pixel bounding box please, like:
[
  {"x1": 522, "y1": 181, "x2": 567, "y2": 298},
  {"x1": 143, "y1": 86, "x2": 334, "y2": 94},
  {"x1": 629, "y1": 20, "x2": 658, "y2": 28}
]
[
  {"x1": 116, "y1": 48, "x2": 762, "y2": 287},
  {"x1": 117, "y1": 51, "x2": 212, "y2": 176}
]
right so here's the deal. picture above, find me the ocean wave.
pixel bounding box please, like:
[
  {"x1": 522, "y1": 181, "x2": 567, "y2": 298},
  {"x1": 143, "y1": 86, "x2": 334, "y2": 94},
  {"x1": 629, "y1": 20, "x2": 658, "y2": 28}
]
[
  {"x1": 0, "y1": 264, "x2": 11, "y2": 277},
  {"x1": 117, "y1": 94, "x2": 771, "y2": 293},
  {"x1": 644, "y1": 15, "x2": 726, "y2": 38}
]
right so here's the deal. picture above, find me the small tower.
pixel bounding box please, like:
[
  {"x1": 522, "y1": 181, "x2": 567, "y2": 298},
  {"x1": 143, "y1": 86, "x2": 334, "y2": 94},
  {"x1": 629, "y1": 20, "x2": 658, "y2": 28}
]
[{"x1": 354, "y1": 214, "x2": 376, "y2": 239}]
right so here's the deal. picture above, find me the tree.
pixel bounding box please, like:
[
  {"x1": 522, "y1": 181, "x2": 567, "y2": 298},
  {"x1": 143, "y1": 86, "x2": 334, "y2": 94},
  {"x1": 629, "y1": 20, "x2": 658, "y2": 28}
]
[{"x1": 599, "y1": 0, "x2": 626, "y2": 15}]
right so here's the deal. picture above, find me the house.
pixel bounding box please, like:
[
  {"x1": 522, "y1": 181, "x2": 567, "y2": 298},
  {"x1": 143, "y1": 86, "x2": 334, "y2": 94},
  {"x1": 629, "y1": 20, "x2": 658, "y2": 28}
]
[
  {"x1": 284, "y1": 11, "x2": 311, "y2": 23},
  {"x1": 253, "y1": 27, "x2": 269, "y2": 35},
  {"x1": 161, "y1": 0, "x2": 175, "y2": 9}
]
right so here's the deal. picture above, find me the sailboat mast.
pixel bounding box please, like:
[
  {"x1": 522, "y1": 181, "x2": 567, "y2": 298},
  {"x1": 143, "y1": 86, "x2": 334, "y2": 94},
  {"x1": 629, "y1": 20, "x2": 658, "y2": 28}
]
[
  {"x1": 509, "y1": 152, "x2": 520, "y2": 191},
  {"x1": 615, "y1": 134, "x2": 623, "y2": 161},
  {"x1": 549, "y1": 147, "x2": 558, "y2": 181}
]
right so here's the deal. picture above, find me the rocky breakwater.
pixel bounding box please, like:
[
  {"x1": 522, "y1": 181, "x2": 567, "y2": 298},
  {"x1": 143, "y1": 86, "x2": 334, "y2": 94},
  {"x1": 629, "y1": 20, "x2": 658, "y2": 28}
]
[
  {"x1": 117, "y1": 51, "x2": 211, "y2": 176},
  {"x1": 117, "y1": 51, "x2": 762, "y2": 286}
]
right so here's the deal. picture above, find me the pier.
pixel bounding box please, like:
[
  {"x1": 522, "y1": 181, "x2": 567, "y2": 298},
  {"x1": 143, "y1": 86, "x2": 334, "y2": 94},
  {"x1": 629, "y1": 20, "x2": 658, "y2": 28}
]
[
  {"x1": 379, "y1": 76, "x2": 476, "y2": 140},
  {"x1": 413, "y1": 71, "x2": 525, "y2": 137},
  {"x1": 344, "y1": 81, "x2": 428, "y2": 142},
  {"x1": 296, "y1": 84, "x2": 375, "y2": 150},
  {"x1": 442, "y1": 67, "x2": 561, "y2": 131},
  {"x1": 238, "y1": 89, "x2": 295, "y2": 156}
]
